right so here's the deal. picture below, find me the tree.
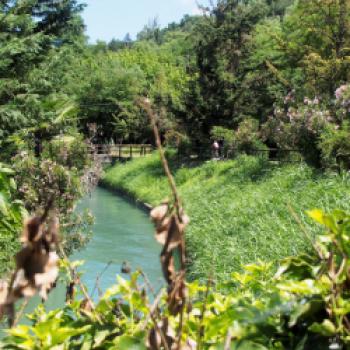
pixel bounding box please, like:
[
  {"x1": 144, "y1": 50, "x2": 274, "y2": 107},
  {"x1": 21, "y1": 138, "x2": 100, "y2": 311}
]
[
  {"x1": 0, "y1": 0, "x2": 86, "y2": 139},
  {"x1": 137, "y1": 17, "x2": 162, "y2": 44},
  {"x1": 184, "y1": 0, "x2": 269, "y2": 141},
  {"x1": 279, "y1": 0, "x2": 350, "y2": 97},
  {"x1": 31, "y1": 0, "x2": 86, "y2": 41}
]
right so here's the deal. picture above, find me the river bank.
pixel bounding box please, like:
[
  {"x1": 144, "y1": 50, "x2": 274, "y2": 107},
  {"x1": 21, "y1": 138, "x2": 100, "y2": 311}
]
[{"x1": 102, "y1": 153, "x2": 350, "y2": 282}]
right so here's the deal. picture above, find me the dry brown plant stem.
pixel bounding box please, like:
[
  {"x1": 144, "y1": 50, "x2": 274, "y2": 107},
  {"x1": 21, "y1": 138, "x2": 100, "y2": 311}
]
[
  {"x1": 141, "y1": 98, "x2": 188, "y2": 350},
  {"x1": 140, "y1": 99, "x2": 181, "y2": 215}
]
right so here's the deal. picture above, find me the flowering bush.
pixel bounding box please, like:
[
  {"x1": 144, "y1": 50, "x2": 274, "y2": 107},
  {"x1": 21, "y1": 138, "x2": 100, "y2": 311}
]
[
  {"x1": 263, "y1": 92, "x2": 333, "y2": 165},
  {"x1": 335, "y1": 84, "x2": 350, "y2": 110},
  {"x1": 319, "y1": 122, "x2": 350, "y2": 170},
  {"x1": 42, "y1": 135, "x2": 91, "y2": 174},
  {"x1": 12, "y1": 150, "x2": 92, "y2": 256}
]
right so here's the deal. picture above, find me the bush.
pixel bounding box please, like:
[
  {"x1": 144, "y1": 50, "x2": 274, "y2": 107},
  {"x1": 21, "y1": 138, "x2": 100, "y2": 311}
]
[
  {"x1": 11, "y1": 149, "x2": 92, "y2": 256},
  {"x1": 211, "y1": 122, "x2": 267, "y2": 159},
  {"x1": 0, "y1": 164, "x2": 26, "y2": 274},
  {"x1": 4, "y1": 209, "x2": 350, "y2": 349},
  {"x1": 262, "y1": 95, "x2": 333, "y2": 166},
  {"x1": 42, "y1": 135, "x2": 91, "y2": 174},
  {"x1": 232, "y1": 118, "x2": 267, "y2": 157},
  {"x1": 319, "y1": 123, "x2": 350, "y2": 170}
]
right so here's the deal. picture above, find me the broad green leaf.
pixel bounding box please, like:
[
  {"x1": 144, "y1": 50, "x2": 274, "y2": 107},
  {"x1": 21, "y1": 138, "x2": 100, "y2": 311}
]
[
  {"x1": 307, "y1": 209, "x2": 325, "y2": 225},
  {"x1": 7, "y1": 325, "x2": 32, "y2": 339},
  {"x1": 115, "y1": 335, "x2": 147, "y2": 350}
]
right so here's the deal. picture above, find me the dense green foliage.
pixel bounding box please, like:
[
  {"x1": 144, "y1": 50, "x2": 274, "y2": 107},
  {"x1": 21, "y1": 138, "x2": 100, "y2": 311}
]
[
  {"x1": 102, "y1": 154, "x2": 350, "y2": 281},
  {"x1": 4, "y1": 209, "x2": 350, "y2": 349},
  {"x1": 0, "y1": 0, "x2": 94, "y2": 271},
  {"x1": 0, "y1": 164, "x2": 26, "y2": 275},
  {"x1": 2, "y1": 0, "x2": 350, "y2": 167}
]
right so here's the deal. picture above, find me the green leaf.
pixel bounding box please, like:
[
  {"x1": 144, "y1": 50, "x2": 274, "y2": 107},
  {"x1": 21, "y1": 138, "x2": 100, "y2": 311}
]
[
  {"x1": 7, "y1": 325, "x2": 32, "y2": 339},
  {"x1": 307, "y1": 209, "x2": 325, "y2": 225},
  {"x1": 93, "y1": 330, "x2": 112, "y2": 347},
  {"x1": 231, "y1": 340, "x2": 269, "y2": 350},
  {"x1": 309, "y1": 319, "x2": 336, "y2": 336},
  {"x1": 116, "y1": 335, "x2": 147, "y2": 350}
]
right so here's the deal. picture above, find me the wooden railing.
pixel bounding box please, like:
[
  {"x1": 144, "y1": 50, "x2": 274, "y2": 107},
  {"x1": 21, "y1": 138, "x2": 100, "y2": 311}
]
[{"x1": 90, "y1": 144, "x2": 154, "y2": 160}]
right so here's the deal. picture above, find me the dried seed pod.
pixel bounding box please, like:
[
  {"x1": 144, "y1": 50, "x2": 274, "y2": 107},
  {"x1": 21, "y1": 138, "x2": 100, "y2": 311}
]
[
  {"x1": 66, "y1": 280, "x2": 76, "y2": 303},
  {"x1": 154, "y1": 216, "x2": 171, "y2": 245},
  {"x1": 80, "y1": 298, "x2": 93, "y2": 313},
  {"x1": 0, "y1": 281, "x2": 8, "y2": 305},
  {"x1": 164, "y1": 216, "x2": 183, "y2": 252},
  {"x1": 45, "y1": 215, "x2": 60, "y2": 247},
  {"x1": 161, "y1": 252, "x2": 176, "y2": 285},
  {"x1": 150, "y1": 204, "x2": 168, "y2": 223},
  {"x1": 151, "y1": 201, "x2": 189, "y2": 318},
  {"x1": 1, "y1": 213, "x2": 60, "y2": 324},
  {"x1": 168, "y1": 276, "x2": 187, "y2": 316},
  {"x1": 21, "y1": 216, "x2": 43, "y2": 243}
]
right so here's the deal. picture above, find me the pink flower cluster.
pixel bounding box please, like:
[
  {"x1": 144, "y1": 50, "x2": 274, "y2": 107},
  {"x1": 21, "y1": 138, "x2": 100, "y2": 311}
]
[{"x1": 335, "y1": 84, "x2": 350, "y2": 112}]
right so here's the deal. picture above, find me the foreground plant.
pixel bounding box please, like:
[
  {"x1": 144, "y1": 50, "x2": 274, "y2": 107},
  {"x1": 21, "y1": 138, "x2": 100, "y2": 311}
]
[{"x1": 1, "y1": 208, "x2": 350, "y2": 349}]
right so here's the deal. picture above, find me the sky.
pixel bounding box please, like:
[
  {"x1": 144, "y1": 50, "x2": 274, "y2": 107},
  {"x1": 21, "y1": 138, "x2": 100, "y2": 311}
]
[{"x1": 82, "y1": 0, "x2": 205, "y2": 43}]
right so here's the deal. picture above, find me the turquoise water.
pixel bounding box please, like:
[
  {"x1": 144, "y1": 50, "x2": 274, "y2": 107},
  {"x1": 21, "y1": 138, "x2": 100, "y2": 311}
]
[
  {"x1": 73, "y1": 187, "x2": 163, "y2": 294},
  {"x1": 10, "y1": 187, "x2": 163, "y2": 325}
]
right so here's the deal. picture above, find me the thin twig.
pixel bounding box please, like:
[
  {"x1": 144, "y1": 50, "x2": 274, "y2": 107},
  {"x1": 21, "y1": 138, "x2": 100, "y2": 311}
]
[
  {"x1": 140, "y1": 288, "x2": 170, "y2": 350},
  {"x1": 139, "y1": 269, "x2": 157, "y2": 298},
  {"x1": 140, "y1": 289, "x2": 165, "y2": 330},
  {"x1": 58, "y1": 245, "x2": 99, "y2": 317},
  {"x1": 12, "y1": 298, "x2": 29, "y2": 328},
  {"x1": 140, "y1": 98, "x2": 188, "y2": 350},
  {"x1": 91, "y1": 260, "x2": 113, "y2": 299}
]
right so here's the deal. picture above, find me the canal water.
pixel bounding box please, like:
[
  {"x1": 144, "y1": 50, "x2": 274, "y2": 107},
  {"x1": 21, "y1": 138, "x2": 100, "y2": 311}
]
[{"x1": 19, "y1": 187, "x2": 163, "y2": 318}]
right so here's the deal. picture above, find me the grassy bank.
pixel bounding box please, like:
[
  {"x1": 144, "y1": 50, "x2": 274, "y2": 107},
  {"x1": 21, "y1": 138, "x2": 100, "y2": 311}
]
[{"x1": 102, "y1": 153, "x2": 350, "y2": 281}]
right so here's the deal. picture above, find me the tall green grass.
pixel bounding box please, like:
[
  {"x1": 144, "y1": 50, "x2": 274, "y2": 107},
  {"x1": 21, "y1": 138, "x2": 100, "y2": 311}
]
[{"x1": 102, "y1": 154, "x2": 350, "y2": 281}]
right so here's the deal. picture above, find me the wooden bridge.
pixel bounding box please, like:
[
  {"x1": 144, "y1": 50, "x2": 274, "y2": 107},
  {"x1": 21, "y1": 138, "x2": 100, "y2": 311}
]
[{"x1": 91, "y1": 144, "x2": 154, "y2": 163}]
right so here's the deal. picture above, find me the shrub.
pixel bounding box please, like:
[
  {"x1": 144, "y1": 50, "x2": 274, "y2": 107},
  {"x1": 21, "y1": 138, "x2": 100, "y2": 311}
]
[
  {"x1": 0, "y1": 164, "x2": 26, "y2": 274},
  {"x1": 232, "y1": 118, "x2": 267, "y2": 157},
  {"x1": 211, "y1": 122, "x2": 267, "y2": 159},
  {"x1": 263, "y1": 95, "x2": 334, "y2": 166},
  {"x1": 319, "y1": 122, "x2": 350, "y2": 170},
  {"x1": 11, "y1": 150, "x2": 92, "y2": 256},
  {"x1": 42, "y1": 134, "x2": 91, "y2": 174},
  {"x1": 3, "y1": 209, "x2": 350, "y2": 349}
]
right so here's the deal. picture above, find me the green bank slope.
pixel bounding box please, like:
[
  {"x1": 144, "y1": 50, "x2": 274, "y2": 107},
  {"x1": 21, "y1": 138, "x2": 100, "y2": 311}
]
[{"x1": 102, "y1": 154, "x2": 350, "y2": 281}]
